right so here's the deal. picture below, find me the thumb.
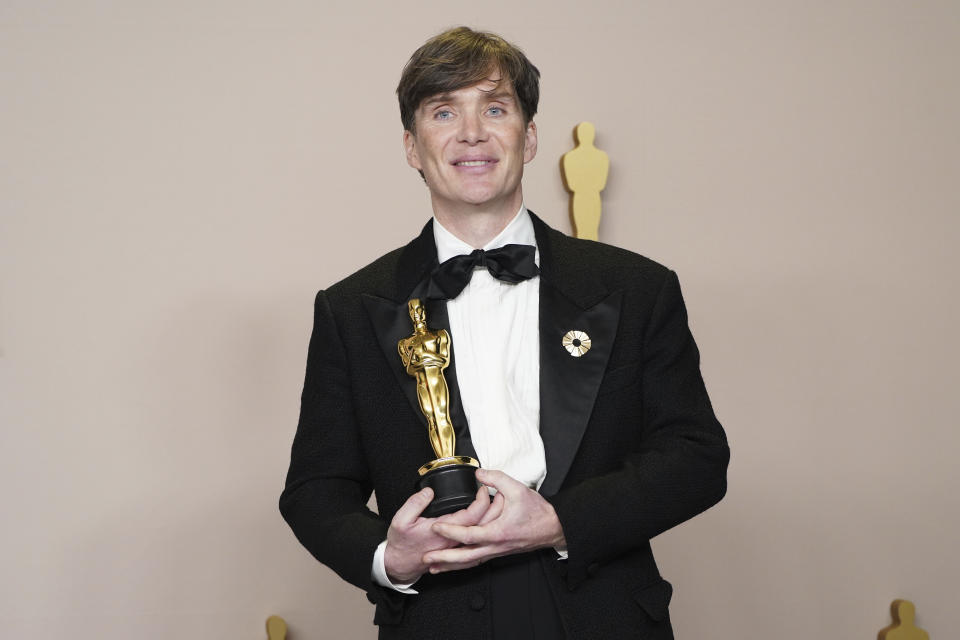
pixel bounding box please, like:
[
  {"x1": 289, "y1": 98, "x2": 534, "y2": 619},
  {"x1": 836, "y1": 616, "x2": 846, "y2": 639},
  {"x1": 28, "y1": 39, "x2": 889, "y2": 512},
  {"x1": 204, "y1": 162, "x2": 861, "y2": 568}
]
[
  {"x1": 393, "y1": 487, "x2": 434, "y2": 526},
  {"x1": 476, "y1": 468, "x2": 524, "y2": 498}
]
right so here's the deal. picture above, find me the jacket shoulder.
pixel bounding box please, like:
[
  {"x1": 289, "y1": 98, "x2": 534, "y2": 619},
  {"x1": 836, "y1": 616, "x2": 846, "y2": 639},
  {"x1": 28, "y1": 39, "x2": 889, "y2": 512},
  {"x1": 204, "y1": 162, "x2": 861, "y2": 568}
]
[
  {"x1": 583, "y1": 238, "x2": 669, "y2": 278},
  {"x1": 321, "y1": 220, "x2": 434, "y2": 305},
  {"x1": 323, "y1": 246, "x2": 405, "y2": 302},
  {"x1": 543, "y1": 221, "x2": 673, "y2": 293}
]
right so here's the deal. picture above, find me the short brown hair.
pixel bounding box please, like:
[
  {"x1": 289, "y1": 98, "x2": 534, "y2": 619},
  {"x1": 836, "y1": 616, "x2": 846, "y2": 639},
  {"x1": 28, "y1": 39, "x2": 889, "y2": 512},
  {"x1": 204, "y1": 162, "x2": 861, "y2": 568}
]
[{"x1": 397, "y1": 27, "x2": 540, "y2": 133}]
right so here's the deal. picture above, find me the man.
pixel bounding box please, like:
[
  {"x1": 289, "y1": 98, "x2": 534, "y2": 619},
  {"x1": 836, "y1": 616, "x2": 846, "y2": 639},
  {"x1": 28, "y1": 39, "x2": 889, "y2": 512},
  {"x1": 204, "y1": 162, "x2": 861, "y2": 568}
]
[{"x1": 280, "y1": 27, "x2": 729, "y2": 639}]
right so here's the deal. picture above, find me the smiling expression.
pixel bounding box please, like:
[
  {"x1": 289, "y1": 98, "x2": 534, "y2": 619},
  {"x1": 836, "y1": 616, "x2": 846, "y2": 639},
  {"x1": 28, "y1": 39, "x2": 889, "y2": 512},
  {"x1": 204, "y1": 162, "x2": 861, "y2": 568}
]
[{"x1": 403, "y1": 76, "x2": 538, "y2": 216}]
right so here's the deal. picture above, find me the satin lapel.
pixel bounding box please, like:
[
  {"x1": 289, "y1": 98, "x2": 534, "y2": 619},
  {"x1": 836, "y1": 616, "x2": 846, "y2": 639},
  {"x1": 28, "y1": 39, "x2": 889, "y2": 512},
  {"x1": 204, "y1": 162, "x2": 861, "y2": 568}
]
[
  {"x1": 531, "y1": 212, "x2": 622, "y2": 496},
  {"x1": 362, "y1": 292, "x2": 425, "y2": 429},
  {"x1": 360, "y1": 220, "x2": 478, "y2": 462},
  {"x1": 538, "y1": 284, "x2": 621, "y2": 496}
]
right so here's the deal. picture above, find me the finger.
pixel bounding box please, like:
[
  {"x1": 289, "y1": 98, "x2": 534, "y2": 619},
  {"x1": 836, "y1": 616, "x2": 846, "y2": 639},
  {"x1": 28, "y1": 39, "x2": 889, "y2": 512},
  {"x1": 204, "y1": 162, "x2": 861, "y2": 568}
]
[
  {"x1": 431, "y1": 521, "x2": 494, "y2": 546},
  {"x1": 476, "y1": 468, "x2": 526, "y2": 499},
  {"x1": 477, "y1": 491, "x2": 504, "y2": 525},
  {"x1": 428, "y1": 559, "x2": 488, "y2": 574},
  {"x1": 392, "y1": 487, "x2": 434, "y2": 526},
  {"x1": 438, "y1": 486, "x2": 490, "y2": 526},
  {"x1": 423, "y1": 544, "x2": 501, "y2": 568}
]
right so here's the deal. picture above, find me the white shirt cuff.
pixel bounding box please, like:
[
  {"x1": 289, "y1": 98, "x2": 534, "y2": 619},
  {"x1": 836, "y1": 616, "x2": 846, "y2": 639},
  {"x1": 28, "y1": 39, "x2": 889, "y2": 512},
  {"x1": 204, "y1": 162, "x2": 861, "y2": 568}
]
[
  {"x1": 555, "y1": 547, "x2": 569, "y2": 560},
  {"x1": 371, "y1": 540, "x2": 420, "y2": 594}
]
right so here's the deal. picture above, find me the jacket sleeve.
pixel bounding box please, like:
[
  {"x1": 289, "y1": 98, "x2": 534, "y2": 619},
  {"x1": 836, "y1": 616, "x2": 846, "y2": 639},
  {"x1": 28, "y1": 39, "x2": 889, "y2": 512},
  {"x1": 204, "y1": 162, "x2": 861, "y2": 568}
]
[
  {"x1": 278, "y1": 290, "x2": 405, "y2": 620},
  {"x1": 546, "y1": 270, "x2": 730, "y2": 587}
]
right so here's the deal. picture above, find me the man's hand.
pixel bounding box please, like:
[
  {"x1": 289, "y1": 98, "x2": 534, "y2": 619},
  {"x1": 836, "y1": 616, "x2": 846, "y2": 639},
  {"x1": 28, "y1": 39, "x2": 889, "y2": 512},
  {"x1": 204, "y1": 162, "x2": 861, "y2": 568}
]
[
  {"x1": 424, "y1": 468, "x2": 567, "y2": 574},
  {"x1": 383, "y1": 485, "x2": 491, "y2": 584}
]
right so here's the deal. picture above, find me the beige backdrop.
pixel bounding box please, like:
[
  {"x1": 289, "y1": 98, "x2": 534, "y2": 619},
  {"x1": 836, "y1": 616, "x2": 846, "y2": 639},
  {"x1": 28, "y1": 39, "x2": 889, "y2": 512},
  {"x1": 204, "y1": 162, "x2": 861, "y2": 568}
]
[{"x1": 2, "y1": 1, "x2": 958, "y2": 638}]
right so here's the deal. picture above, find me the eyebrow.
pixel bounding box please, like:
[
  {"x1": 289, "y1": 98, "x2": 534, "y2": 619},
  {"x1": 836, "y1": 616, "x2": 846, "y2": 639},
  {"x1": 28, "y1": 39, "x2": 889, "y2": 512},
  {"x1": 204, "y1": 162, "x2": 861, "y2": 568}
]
[
  {"x1": 420, "y1": 89, "x2": 517, "y2": 109},
  {"x1": 421, "y1": 94, "x2": 456, "y2": 108},
  {"x1": 483, "y1": 89, "x2": 516, "y2": 102}
]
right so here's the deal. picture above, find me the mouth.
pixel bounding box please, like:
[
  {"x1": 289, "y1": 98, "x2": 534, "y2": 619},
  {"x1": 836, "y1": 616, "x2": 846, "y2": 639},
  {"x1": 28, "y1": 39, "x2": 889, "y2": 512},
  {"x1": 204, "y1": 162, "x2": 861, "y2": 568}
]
[{"x1": 453, "y1": 158, "x2": 497, "y2": 167}]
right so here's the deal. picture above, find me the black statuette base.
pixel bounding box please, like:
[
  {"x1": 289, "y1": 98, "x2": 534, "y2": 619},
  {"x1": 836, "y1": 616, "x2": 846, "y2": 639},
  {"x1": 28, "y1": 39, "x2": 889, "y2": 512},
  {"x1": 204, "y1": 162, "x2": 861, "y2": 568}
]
[{"x1": 417, "y1": 464, "x2": 481, "y2": 517}]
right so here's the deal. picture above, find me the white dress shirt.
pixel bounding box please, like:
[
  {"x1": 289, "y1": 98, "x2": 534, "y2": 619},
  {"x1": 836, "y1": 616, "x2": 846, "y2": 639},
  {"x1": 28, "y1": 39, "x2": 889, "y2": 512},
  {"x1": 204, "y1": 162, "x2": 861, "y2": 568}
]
[{"x1": 372, "y1": 206, "x2": 547, "y2": 592}]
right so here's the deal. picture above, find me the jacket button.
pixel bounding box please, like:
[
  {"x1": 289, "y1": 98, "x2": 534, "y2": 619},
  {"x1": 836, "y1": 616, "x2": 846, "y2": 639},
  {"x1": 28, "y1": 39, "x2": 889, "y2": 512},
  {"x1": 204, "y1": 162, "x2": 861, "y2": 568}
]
[
  {"x1": 470, "y1": 593, "x2": 486, "y2": 611},
  {"x1": 587, "y1": 563, "x2": 600, "y2": 577}
]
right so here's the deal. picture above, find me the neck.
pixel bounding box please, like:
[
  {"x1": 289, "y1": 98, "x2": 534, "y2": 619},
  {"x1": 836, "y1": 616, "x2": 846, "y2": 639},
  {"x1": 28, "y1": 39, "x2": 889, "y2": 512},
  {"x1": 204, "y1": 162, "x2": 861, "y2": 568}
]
[{"x1": 431, "y1": 192, "x2": 523, "y2": 249}]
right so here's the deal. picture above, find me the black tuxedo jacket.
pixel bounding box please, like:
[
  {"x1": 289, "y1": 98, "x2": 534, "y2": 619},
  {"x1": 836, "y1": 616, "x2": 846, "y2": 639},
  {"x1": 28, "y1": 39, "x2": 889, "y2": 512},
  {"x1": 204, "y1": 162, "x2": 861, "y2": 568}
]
[{"x1": 280, "y1": 213, "x2": 729, "y2": 639}]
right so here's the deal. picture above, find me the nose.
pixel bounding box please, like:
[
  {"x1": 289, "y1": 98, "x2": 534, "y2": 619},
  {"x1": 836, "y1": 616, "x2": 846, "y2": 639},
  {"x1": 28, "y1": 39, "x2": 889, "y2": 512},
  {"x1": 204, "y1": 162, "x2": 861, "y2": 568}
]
[{"x1": 458, "y1": 111, "x2": 487, "y2": 145}]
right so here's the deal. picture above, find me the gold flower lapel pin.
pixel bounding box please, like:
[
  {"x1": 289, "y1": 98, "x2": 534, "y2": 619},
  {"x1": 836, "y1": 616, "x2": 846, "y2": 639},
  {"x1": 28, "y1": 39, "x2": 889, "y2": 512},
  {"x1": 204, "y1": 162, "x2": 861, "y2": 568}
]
[{"x1": 562, "y1": 330, "x2": 591, "y2": 357}]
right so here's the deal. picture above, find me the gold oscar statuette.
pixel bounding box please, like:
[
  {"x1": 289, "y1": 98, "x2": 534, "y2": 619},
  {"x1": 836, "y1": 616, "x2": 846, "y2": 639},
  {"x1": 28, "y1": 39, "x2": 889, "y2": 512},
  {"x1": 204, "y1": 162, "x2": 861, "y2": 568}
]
[{"x1": 398, "y1": 298, "x2": 480, "y2": 517}]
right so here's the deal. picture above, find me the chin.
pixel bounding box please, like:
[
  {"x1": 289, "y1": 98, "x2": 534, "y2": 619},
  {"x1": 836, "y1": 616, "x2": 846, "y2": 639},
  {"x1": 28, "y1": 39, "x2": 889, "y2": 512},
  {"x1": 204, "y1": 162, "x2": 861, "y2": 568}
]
[{"x1": 464, "y1": 182, "x2": 510, "y2": 202}]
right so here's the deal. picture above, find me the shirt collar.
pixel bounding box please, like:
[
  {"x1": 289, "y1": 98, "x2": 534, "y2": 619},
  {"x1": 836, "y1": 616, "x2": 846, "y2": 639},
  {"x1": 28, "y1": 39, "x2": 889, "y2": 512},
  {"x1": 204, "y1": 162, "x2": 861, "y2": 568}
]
[{"x1": 433, "y1": 206, "x2": 539, "y2": 265}]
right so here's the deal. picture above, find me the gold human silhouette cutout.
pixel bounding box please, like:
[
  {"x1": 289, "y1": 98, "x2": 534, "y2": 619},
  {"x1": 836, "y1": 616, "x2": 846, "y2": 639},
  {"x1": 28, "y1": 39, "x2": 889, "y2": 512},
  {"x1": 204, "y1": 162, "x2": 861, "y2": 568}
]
[
  {"x1": 397, "y1": 299, "x2": 456, "y2": 459},
  {"x1": 265, "y1": 615, "x2": 287, "y2": 640},
  {"x1": 561, "y1": 121, "x2": 610, "y2": 241},
  {"x1": 878, "y1": 600, "x2": 930, "y2": 640}
]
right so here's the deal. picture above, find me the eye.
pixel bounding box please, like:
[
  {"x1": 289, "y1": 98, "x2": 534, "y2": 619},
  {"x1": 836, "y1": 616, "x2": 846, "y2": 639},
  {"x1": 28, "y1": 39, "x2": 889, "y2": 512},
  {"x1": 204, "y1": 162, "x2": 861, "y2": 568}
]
[
  {"x1": 487, "y1": 106, "x2": 504, "y2": 116},
  {"x1": 434, "y1": 109, "x2": 453, "y2": 120}
]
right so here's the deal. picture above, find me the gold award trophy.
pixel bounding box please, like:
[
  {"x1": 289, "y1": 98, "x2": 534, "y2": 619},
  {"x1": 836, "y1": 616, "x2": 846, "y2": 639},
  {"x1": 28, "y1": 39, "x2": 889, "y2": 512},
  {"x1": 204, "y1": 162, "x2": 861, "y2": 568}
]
[{"x1": 398, "y1": 298, "x2": 480, "y2": 517}]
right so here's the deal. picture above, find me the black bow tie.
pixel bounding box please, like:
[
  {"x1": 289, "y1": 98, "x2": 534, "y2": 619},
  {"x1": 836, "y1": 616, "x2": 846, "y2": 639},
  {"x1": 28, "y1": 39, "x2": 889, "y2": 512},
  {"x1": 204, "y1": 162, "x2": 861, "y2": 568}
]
[{"x1": 425, "y1": 244, "x2": 539, "y2": 300}]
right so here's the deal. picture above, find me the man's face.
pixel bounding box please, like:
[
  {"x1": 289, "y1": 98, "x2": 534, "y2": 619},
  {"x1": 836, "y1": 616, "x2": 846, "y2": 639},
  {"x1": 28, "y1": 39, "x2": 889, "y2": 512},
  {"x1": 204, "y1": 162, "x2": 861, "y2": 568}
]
[{"x1": 403, "y1": 76, "x2": 538, "y2": 214}]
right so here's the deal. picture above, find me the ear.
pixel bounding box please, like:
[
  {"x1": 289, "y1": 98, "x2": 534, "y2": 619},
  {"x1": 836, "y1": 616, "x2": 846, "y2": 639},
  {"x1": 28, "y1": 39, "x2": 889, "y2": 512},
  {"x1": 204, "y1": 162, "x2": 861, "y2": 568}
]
[
  {"x1": 523, "y1": 120, "x2": 538, "y2": 164},
  {"x1": 403, "y1": 130, "x2": 422, "y2": 170}
]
